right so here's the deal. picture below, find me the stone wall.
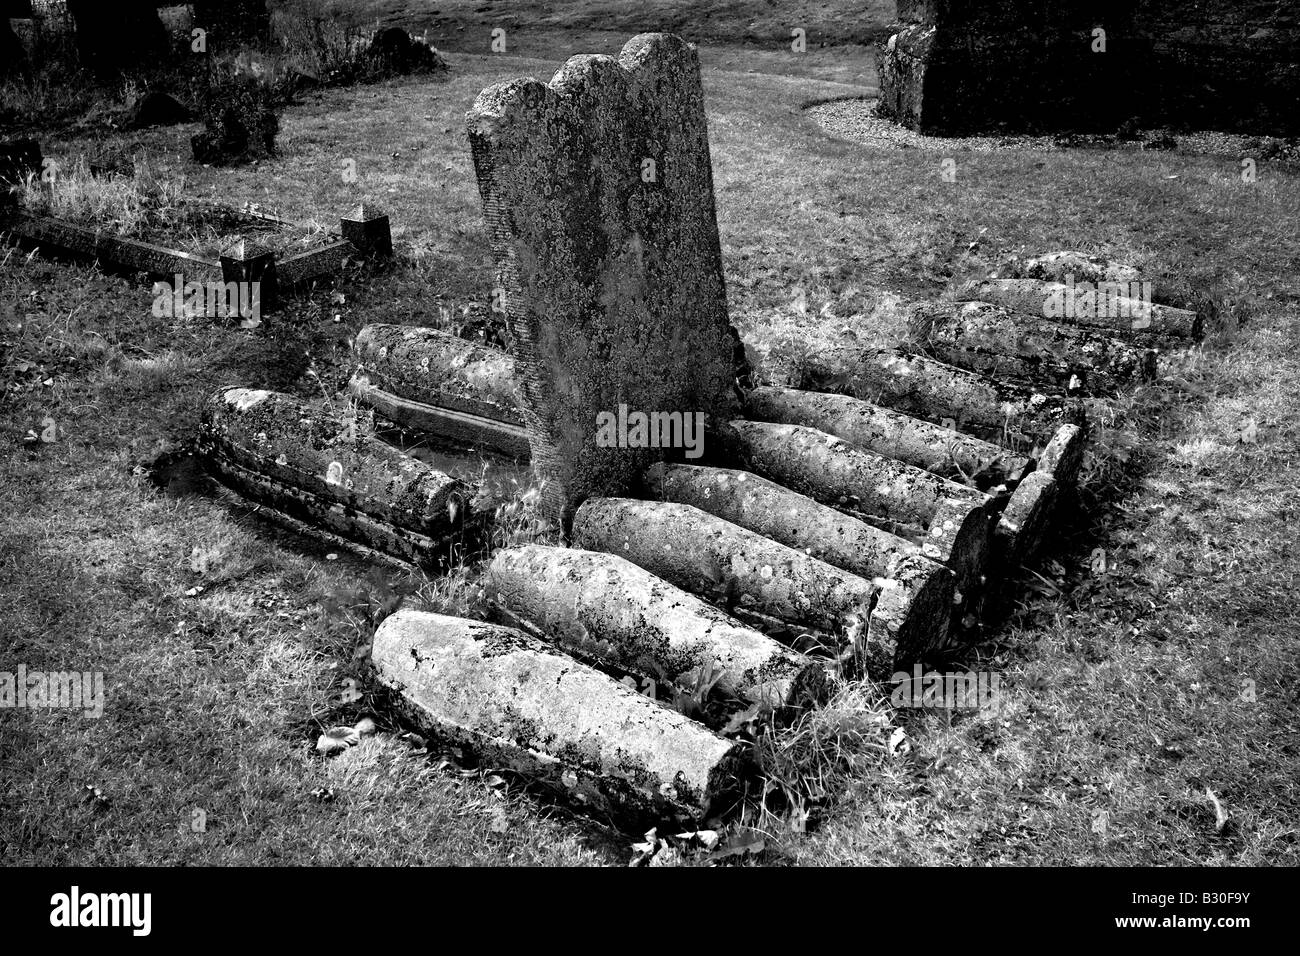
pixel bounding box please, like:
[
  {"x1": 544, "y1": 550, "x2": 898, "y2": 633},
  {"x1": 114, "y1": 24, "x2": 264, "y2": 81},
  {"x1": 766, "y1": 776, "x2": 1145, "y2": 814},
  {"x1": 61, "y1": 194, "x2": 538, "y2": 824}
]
[
  {"x1": 878, "y1": 0, "x2": 1300, "y2": 136},
  {"x1": 1130, "y1": 0, "x2": 1300, "y2": 135}
]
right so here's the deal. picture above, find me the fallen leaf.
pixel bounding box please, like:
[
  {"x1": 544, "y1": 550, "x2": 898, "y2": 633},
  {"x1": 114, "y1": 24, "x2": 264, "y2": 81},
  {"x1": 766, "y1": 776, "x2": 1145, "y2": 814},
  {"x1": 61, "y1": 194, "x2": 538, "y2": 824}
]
[
  {"x1": 1206, "y1": 788, "x2": 1229, "y2": 832},
  {"x1": 353, "y1": 716, "x2": 376, "y2": 736},
  {"x1": 648, "y1": 846, "x2": 684, "y2": 867},
  {"x1": 316, "y1": 725, "x2": 360, "y2": 755},
  {"x1": 189, "y1": 544, "x2": 223, "y2": 574},
  {"x1": 709, "y1": 828, "x2": 766, "y2": 861},
  {"x1": 82, "y1": 783, "x2": 111, "y2": 811},
  {"x1": 675, "y1": 829, "x2": 720, "y2": 851},
  {"x1": 629, "y1": 827, "x2": 664, "y2": 866},
  {"x1": 888, "y1": 727, "x2": 911, "y2": 756},
  {"x1": 721, "y1": 702, "x2": 763, "y2": 736}
]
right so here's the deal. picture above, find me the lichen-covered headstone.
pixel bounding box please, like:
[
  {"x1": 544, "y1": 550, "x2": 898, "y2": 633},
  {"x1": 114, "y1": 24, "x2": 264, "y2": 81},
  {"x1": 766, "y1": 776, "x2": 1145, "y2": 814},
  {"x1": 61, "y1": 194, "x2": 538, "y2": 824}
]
[{"x1": 467, "y1": 33, "x2": 748, "y2": 526}]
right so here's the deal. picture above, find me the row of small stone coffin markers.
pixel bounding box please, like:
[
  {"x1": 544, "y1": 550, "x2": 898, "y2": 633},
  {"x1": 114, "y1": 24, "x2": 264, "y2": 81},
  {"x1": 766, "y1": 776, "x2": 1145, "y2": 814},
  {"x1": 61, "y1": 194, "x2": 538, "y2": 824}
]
[{"x1": 196, "y1": 248, "x2": 1204, "y2": 825}]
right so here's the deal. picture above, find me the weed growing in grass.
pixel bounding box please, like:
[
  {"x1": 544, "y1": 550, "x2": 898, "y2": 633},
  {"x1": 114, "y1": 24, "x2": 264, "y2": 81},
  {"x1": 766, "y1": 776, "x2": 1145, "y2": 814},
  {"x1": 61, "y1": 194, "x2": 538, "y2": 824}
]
[
  {"x1": 481, "y1": 480, "x2": 557, "y2": 551},
  {"x1": 16, "y1": 152, "x2": 334, "y2": 260},
  {"x1": 270, "y1": 5, "x2": 384, "y2": 86},
  {"x1": 191, "y1": 65, "x2": 281, "y2": 166},
  {"x1": 20, "y1": 155, "x2": 187, "y2": 236},
  {"x1": 255, "y1": 3, "x2": 449, "y2": 94},
  {"x1": 0, "y1": 11, "x2": 93, "y2": 127},
  {"x1": 746, "y1": 679, "x2": 896, "y2": 833}
]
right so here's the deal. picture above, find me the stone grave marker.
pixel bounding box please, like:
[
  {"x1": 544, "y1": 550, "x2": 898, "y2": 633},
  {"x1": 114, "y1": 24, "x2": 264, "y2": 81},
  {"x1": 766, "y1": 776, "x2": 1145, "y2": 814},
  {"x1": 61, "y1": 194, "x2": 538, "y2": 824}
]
[{"x1": 467, "y1": 33, "x2": 748, "y2": 526}]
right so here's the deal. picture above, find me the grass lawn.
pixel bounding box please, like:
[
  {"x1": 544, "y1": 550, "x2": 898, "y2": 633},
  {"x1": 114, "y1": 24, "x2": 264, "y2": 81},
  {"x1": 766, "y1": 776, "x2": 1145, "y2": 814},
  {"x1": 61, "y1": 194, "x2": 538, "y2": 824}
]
[{"x1": 3, "y1": 27, "x2": 1299, "y2": 865}]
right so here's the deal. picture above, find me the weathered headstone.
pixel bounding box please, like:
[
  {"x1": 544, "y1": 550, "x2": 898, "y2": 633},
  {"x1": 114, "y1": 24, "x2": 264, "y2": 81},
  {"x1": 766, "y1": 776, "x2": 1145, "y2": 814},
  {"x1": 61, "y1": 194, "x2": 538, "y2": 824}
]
[{"x1": 467, "y1": 33, "x2": 748, "y2": 526}]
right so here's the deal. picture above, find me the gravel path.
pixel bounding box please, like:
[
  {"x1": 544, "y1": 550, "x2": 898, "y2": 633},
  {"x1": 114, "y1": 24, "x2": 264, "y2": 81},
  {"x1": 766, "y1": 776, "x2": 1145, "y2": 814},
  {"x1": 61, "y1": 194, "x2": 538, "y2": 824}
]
[
  {"x1": 806, "y1": 97, "x2": 1058, "y2": 152},
  {"x1": 805, "y1": 96, "x2": 1300, "y2": 162}
]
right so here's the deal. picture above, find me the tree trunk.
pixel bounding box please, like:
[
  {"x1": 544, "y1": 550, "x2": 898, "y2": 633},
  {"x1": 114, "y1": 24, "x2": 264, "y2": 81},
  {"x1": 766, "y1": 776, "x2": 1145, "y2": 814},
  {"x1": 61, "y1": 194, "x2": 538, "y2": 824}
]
[
  {"x1": 486, "y1": 544, "x2": 833, "y2": 708},
  {"x1": 745, "y1": 384, "x2": 1029, "y2": 489},
  {"x1": 373, "y1": 609, "x2": 750, "y2": 825}
]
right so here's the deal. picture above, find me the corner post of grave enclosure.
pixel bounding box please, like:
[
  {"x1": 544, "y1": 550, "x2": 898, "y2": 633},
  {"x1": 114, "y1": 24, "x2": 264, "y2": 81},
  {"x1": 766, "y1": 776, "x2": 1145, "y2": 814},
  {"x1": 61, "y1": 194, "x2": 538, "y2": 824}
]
[
  {"x1": 340, "y1": 203, "x2": 393, "y2": 259},
  {"x1": 219, "y1": 238, "x2": 279, "y2": 316}
]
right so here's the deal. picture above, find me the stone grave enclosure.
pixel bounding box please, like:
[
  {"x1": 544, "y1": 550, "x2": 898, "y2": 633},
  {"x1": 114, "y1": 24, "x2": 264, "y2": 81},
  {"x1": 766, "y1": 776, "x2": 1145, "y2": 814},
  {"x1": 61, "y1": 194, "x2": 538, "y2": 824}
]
[
  {"x1": 1, "y1": 152, "x2": 391, "y2": 317},
  {"x1": 189, "y1": 33, "x2": 1211, "y2": 826}
]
